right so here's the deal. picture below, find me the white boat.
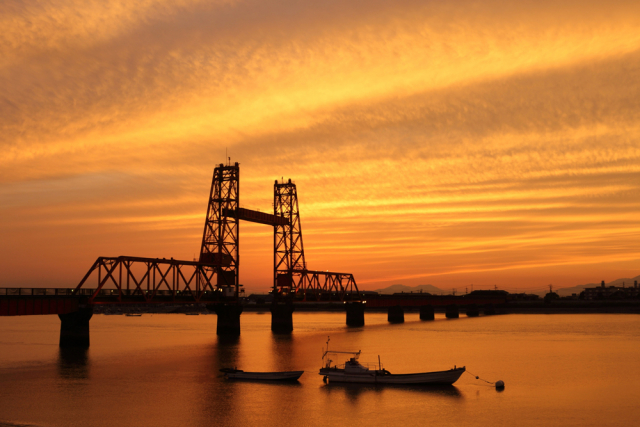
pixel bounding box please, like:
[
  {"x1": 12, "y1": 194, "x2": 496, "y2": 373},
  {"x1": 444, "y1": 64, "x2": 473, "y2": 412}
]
[
  {"x1": 220, "y1": 368, "x2": 304, "y2": 381},
  {"x1": 319, "y1": 339, "x2": 464, "y2": 385}
]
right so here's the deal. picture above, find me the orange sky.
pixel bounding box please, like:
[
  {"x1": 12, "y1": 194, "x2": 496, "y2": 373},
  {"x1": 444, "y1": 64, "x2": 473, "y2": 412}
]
[{"x1": 1, "y1": 0, "x2": 639, "y2": 294}]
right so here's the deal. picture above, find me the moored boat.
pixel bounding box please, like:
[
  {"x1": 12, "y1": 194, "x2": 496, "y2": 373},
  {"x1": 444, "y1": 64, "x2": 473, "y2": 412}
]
[
  {"x1": 220, "y1": 368, "x2": 304, "y2": 381},
  {"x1": 319, "y1": 338, "x2": 464, "y2": 385}
]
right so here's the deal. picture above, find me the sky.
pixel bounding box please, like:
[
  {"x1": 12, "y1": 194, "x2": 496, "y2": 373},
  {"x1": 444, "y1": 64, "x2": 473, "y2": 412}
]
[{"x1": 1, "y1": 0, "x2": 639, "y2": 294}]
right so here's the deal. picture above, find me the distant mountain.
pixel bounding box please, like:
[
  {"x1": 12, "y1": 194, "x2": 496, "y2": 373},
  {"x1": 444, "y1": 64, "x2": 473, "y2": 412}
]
[
  {"x1": 553, "y1": 275, "x2": 640, "y2": 297},
  {"x1": 373, "y1": 284, "x2": 446, "y2": 295}
]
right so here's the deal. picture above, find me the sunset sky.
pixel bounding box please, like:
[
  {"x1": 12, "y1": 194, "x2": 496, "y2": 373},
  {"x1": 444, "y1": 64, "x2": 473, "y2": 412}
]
[{"x1": 1, "y1": 0, "x2": 639, "y2": 294}]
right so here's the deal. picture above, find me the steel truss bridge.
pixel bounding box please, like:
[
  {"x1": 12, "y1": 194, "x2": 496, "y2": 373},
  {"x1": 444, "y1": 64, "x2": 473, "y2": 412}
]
[{"x1": 68, "y1": 162, "x2": 359, "y2": 306}]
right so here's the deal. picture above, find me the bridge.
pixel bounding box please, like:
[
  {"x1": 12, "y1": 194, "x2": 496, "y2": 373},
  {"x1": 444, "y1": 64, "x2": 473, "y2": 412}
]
[
  {"x1": 0, "y1": 162, "x2": 503, "y2": 346},
  {"x1": 1, "y1": 162, "x2": 364, "y2": 345}
]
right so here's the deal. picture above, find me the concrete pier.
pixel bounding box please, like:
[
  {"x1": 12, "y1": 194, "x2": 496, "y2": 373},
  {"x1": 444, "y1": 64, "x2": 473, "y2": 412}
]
[
  {"x1": 59, "y1": 307, "x2": 93, "y2": 347},
  {"x1": 483, "y1": 303, "x2": 496, "y2": 315},
  {"x1": 465, "y1": 304, "x2": 480, "y2": 317},
  {"x1": 388, "y1": 305, "x2": 404, "y2": 323},
  {"x1": 445, "y1": 304, "x2": 459, "y2": 319},
  {"x1": 210, "y1": 304, "x2": 243, "y2": 335},
  {"x1": 346, "y1": 302, "x2": 365, "y2": 327},
  {"x1": 419, "y1": 305, "x2": 435, "y2": 320},
  {"x1": 271, "y1": 302, "x2": 294, "y2": 333}
]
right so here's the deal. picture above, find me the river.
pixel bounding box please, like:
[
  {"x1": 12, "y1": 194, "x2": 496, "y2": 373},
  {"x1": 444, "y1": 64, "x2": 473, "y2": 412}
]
[{"x1": 1, "y1": 312, "x2": 639, "y2": 426}]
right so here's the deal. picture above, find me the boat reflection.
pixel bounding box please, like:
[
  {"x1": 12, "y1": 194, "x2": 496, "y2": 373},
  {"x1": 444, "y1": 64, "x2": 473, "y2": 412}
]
[
  {"x1": 321, "y1": 382, "x2": 463, "y2": 400},
  {"x1": 223, "y1": 377, "x2": 303, "y2": 387}
]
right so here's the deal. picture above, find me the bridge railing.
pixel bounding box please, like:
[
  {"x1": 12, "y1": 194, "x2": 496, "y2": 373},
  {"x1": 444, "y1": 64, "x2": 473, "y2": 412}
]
[{"x1": 0, "y1": 288, "x2": 95, "y2": 296}]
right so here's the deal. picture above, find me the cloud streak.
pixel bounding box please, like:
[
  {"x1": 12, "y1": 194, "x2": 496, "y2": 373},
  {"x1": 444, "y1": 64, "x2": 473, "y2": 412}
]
[{"x1": 1, "y1": 0, "x2": 639, "y2": 291}]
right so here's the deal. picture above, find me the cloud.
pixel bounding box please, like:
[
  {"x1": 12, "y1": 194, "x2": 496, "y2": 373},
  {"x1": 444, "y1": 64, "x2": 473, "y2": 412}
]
[{"x1": 1, "y1": 0, "x2": 639, "y2": 289}]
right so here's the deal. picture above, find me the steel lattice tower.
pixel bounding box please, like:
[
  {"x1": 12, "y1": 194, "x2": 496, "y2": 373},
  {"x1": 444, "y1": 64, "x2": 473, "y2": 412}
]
[
  {"x1": 274, "y1": 179, "x2": 306, "y2": 292},
  {"x1": 200, "y1": 162, "x2": 239, "y2": 293}
]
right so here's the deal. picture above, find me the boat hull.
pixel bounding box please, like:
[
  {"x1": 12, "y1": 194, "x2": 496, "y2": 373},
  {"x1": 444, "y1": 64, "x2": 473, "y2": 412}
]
[
  {"x1": 222, "y1": 370, "x2": 304, "y2": 381},
  {"x1": 320, "y1": 367, "x2": 465, "y2": 385}
]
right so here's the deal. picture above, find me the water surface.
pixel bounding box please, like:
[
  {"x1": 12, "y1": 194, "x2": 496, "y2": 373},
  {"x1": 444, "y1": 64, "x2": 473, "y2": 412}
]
[{"x1": 1, "y1": 312, "x2": 639, "y2": 426}]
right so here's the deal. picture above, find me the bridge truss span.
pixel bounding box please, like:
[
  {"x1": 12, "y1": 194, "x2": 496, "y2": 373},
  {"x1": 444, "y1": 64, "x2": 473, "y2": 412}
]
[
  {"x1": 278, "y1": 269, "x2": 359, "y2": 301},
  {"x1": 74, "y1": 256, "x2": 230, "y2": 304}
]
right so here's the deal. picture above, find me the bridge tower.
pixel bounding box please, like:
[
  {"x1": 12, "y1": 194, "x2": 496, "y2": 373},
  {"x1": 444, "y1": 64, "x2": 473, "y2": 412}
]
[
  {"x1": 200, "y1": 162, "x2": 240, "y2": 296},
  {"x1": 273, "y1": 179, "x2": 306, "y2": 294}
]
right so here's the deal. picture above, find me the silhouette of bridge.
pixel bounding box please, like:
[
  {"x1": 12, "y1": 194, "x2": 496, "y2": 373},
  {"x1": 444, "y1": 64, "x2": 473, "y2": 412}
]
[
  {"x1": 0, "y1": 162, "x2": 362, "y2": 343},
  {"x1": 1, "y1": 162, "x2": 506, "y2": 346}
]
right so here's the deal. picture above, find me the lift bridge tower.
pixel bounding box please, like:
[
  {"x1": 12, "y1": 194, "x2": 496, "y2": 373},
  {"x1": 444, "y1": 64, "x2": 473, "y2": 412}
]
[
  {"x1": 199, "y1": 162, "x2": 358, "y2": 301},
  {"x1": 199, "y1": 162, "x2": 240, "y2": 297},
  {"x1": 274, "y1": 179, "x2": 306, "y2": 293}
]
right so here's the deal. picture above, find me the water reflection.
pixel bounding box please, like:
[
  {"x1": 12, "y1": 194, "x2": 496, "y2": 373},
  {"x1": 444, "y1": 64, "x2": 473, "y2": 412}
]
[
  {"x1": 220, "y1": 378, "x2": 303, "y2": 387},
  {"x1": 57, "y1": 348, "x2": 90, "y2": 379},
  {"x1": 321, "y1": 383, "x2": 463, "y2": 400},
  {"x1": 213, "y1": 336, "x2": 241, "y2": 370},
  {"x1": 270, "y1": 333, "x2": 296, "y2": 371}
]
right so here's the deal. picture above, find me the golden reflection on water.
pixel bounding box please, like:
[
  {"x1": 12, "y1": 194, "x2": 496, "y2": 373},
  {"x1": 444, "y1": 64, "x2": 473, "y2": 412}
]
[{"x1": 0, "y1": 312, "x2": 639, "y2": 426}]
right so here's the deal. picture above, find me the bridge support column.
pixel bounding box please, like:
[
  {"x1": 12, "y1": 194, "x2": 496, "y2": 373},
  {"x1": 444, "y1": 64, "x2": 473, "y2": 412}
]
[
  {"x1": 210, "y1": 304, "x2": 243, "y2": 335},
  {"x1": 419, "y1": 305, "x2": 435, "y2": 321},
  {"x1": 465, "y1": 304, "x2": 480, "y2": 317},
  {"x1": 271, "y1": 302, "x2": 294, "y2": 333},
  {"x1": 346, "y1": 302, "x2": 365, "y2": 327},
  {"x1": 388, "y1": 305, "x2": 404, "y2": 323},
  {"x1": 59, "y1": 307, "x2": 93, "y2": 347},
  {"x1": 483, "y1": 303, "x2": 496, "y2": 315},
  {"x1": 445, "y1": 304, "x2": 459, "y2": 319}
]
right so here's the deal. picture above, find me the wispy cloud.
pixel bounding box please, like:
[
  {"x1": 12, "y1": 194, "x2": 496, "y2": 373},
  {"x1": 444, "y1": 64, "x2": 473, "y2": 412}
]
[{"x1": 1, "y1": 0, "x2": 639, "y2": 290}]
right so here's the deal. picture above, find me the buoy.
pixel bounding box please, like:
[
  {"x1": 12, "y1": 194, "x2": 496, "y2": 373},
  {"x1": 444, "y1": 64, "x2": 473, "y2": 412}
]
[{"x1": 495, "y1": 380, "x2": 505, "y2": 389}]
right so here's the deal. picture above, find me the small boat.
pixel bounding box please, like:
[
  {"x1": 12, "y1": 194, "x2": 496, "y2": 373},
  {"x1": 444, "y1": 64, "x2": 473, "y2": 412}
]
[
  {"x1": 125, "y1": 313, "x2": 142, "y2": 317},
  {"x1": 220, "y1": 368, "x2": 304, "y2": 381},
  {"x1": 319, "y1": 338, "x2": 464, "y2": 385}
]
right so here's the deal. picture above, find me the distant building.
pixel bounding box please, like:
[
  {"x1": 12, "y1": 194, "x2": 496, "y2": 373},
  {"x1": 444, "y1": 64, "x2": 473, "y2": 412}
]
[{"x1": 582, "y1": 280, "x2": 640, "y2": 300}]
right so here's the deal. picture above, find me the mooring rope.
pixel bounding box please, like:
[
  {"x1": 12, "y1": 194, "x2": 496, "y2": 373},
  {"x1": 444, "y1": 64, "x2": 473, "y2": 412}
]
[{"x1": 465, "y1": 369, "x2": 496, "y2": 385}]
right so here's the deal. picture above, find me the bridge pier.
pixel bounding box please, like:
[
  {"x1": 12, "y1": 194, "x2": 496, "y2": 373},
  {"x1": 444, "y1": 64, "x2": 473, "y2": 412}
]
[
  {"x1": 210, "y1": 304, "x2": 243, "y2": 335},
  {"x1": 419, "y1": 305, "x2": 435, "y2": 321},
  {"x1": 388, "y1": 305, "x2": 404, "y2": 323},
  {"x1": 346, "y1": 302, "x2": 365, "y2": 327},
  {"x1": 445, "y1": 304, "x2": 459, "y2": 319},
  {"x1": 483, "y1": 303, "x2": 496, "y2": 315},
  {"x1": 465, "y1": 304, "x2": 480, "y2": 317},
  {"x1": 59, "y1": 307, "x2": 93, "y2": 347},
  {"x1": 271, "y1": 302, "x2": 294, "y2": 333}
]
